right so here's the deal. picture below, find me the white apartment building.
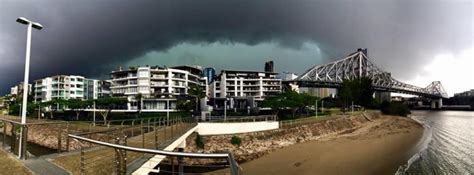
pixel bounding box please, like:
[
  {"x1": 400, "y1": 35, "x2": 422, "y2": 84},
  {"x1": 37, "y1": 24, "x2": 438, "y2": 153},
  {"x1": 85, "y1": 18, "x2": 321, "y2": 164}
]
[
  {"x1": 10, "y1": 83, "x2": 32, "y2": 96},
  {"x1": 110, "y1": 65, "x2": 208, "y2": 112},
  {"x1": 34, "y1": 75, "x2": 107, "y2": 102},
  {"x1": 209, "y1": 70, "x2": 282, "y2": 109}
]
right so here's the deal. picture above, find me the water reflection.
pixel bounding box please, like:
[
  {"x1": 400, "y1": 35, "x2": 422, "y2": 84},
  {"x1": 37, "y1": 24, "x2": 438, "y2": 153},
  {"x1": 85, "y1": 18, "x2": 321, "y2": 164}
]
[{"x1": 405, "y1": 110, "x2": 474, "y2": 174}]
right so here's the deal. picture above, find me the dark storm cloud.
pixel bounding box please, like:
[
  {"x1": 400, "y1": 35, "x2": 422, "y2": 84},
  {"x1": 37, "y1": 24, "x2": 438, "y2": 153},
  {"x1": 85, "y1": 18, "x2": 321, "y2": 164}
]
[{"x1": 0, "y1": 0, "x2": 472, "y2": 94}]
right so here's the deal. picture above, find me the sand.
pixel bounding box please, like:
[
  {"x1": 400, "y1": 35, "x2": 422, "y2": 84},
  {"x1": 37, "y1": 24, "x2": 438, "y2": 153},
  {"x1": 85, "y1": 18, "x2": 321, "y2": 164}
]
[{"x1": 239, "y1": 116, "x2": 425, "y2": 175}]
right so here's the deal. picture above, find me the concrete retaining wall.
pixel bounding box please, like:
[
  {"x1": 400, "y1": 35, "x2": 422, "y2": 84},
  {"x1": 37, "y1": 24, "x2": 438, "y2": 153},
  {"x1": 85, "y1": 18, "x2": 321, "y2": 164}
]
[{"x1": 196, "y1": 121, "x2": 279, "y2": 135}]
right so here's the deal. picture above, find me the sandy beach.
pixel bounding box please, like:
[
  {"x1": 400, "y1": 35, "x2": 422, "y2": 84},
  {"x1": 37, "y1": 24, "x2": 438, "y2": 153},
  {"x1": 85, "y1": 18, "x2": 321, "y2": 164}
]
[{"x1": 239, "y1": 116, "x2": 424, "y2": 175}]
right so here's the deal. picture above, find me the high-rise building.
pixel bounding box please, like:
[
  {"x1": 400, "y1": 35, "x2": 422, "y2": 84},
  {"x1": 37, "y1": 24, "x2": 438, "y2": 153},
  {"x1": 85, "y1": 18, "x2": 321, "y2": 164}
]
[
  {"x1": 264, "y1": 61, "x2": 274, "y2": 72},
  {"x1": 110, "y1": 65, "x2": 208, "y2": 112},
  {"x1": 203, "y1": 67, "x2": 216, "y2": 84},
  {"x1": 209, "y1": 70, "x2": 282, "y2": 109},
  {"x1": 33, "y1": 75, "x2": 105, "y2": 102}
]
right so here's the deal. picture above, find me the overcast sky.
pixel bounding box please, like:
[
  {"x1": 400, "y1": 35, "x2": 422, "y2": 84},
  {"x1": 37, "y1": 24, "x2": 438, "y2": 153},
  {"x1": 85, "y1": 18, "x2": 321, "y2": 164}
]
[{"x1": 0, "y1": 0, "x2": 472, "y2": 96}]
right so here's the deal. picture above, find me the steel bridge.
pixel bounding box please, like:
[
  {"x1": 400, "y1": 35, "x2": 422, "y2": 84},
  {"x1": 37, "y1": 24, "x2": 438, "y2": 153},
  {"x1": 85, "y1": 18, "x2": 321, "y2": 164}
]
[{"x1": 296, "y1": 48, "x2": 448, "y2": 99}]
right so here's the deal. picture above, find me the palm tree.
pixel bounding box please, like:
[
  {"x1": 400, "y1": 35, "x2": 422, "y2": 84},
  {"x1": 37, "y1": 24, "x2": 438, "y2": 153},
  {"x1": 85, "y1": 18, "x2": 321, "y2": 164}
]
[{"x1": 187, "y1": 84, "x2": 206, "y2": 112}]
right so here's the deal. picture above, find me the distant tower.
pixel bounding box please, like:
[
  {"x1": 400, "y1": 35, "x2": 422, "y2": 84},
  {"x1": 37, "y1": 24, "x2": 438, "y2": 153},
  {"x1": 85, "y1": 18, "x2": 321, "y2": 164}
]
[
  {"x1": 264, "y1": 61, "x2": 274, "y2": 72},
  {"x1": 203, "y1": 67, "x2": 216, "y2": 84}
]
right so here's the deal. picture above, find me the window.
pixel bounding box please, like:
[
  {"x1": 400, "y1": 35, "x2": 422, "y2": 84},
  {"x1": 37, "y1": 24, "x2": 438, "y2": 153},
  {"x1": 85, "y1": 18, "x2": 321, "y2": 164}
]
[{"x1": 138, "y1": 70, "x2": 149, "y2": 77}]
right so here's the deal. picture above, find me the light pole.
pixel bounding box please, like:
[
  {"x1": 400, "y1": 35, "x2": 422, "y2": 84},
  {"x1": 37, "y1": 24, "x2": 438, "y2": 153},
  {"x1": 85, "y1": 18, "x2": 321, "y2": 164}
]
[
  {"x1": 16, "y1": 17, "x2": 43, "y2": 159},
  {"x1": 315, "y1": 99, "x2": 318, "y2": 118},
  {"x1": 93, "y1": 101, "x2": 96, "y2": 127}
]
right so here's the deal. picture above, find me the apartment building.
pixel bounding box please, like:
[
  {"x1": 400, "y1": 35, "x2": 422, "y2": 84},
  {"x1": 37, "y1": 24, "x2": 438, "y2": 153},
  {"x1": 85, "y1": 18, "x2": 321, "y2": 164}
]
[
  {"x1": 110, "y1": 65, "x2": 207, "y2": 112},
  {"x1": 454, "y1": 89, "x2": 474, "y2": 97},
  {"x1": 209, "y1": 70, "x2": 282, "y2": 109},
  {"x1": 10, "y1": 82, "x2": 32, "y2": 96},
  {"x1": 33, "y1": 75, "x2": 107, "y2": 102}
]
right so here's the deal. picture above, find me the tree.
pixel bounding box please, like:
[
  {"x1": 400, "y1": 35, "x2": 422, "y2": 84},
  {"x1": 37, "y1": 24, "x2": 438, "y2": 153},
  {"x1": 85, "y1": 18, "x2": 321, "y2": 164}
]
[
  {"x1": 43, "y1": 98, "x2": 67, "y2": 119},
  {"x1": 338, "y1": 77, "x2": 375, "y2": 112},
  {"x1": 359, "y1": 77, "x2": 375, "y2": 107},
  {"x1": 176, "y1": 98, "x2": 194, "y2": 112},
  {"x1": 8, "y1": 102, "x2": 38, "y2": 117},
  {"x1": 67, "y1": 99, "x2": 90, "y2": 120},
  {"x1": 135, "y1": 93, "x2": 143, "y2": 114},
  {"x1": 261, "y1": 94, "x2": 285, "y2": 115},
  {"x1": 95, "y1": 97, "x2": 128, "y2": 125},
  {"x1": 300, "y1": 93, "x2": 319, "y2": 115},
  {"x1": 282, "y1": 90, "x2": 304, "y2": 118},
  {"x1": 187, "y1": 84, "x2": 206, "y2": 112}
]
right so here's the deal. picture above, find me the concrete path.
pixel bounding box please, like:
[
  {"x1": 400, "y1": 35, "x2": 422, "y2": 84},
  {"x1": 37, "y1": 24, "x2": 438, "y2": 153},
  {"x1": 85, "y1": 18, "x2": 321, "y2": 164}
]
[{"x1": 23, "y1": 154, "x2": 70, "y2": 175}]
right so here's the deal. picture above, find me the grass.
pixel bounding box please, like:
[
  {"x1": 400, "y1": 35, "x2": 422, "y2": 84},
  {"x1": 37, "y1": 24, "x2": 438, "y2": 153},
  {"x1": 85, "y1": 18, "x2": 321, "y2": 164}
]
[{"x1": 0, "y1": 149, "x2": 31, "y2": 175}]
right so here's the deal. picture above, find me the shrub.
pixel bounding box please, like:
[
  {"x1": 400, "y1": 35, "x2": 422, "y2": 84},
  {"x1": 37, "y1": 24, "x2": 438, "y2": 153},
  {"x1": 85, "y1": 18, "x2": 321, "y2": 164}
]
[
  {"x1": 195, "y1": 134, "x2": 204, "y2": 149},
  {"x1": 380, "y1": 101, "x2": 411, "y2": 117},
  {"x1": 230, "y1": 136, "x2": 242, "y2": 146}
]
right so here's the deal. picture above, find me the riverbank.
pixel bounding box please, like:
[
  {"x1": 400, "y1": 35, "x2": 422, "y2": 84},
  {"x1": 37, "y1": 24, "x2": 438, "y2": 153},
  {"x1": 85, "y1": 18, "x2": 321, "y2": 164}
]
[
  {"x1": 185, "y1": 112, "x2": 424, "y2": 174},
  {"x1": 240, "y1": 116, "x2": 424, "y2": 174}
]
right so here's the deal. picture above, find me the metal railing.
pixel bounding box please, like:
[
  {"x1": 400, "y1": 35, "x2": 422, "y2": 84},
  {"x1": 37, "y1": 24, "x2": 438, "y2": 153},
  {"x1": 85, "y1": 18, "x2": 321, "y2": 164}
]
[
  {"x1": 279, "y1": 115, "x2": 336, "y2": 128},
  {"x1": 0, "y1": 117, "x2": 69, "y2": 159},
  {"x1": 202, "y1": 115, "x2": 277, "y2": 123},
  {"x1": 68, "y1": 117, "x2": 241, "y2": 175}
]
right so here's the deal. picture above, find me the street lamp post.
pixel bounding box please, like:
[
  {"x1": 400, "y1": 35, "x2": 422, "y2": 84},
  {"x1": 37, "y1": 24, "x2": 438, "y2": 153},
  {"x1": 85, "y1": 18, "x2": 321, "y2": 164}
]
[
  {"x1": 16, "y1": 17, "x2": 43, "y2": 159},
  {"x1": 224, "y1": 98, "x2": 227, "y2": 121}
]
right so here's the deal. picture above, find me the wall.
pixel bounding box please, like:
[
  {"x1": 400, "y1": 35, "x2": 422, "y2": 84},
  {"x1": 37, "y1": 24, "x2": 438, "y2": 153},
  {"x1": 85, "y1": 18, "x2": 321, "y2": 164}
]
[{"x1": 196, "y1": 121, "x2": 279, "y2": 135}]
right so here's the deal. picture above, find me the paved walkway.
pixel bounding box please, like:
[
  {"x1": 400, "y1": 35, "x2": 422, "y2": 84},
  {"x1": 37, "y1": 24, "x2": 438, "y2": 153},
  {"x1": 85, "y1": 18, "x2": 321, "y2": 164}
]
[{"x1": 23, "y1": 153, "x2": 70, "y2": 175}]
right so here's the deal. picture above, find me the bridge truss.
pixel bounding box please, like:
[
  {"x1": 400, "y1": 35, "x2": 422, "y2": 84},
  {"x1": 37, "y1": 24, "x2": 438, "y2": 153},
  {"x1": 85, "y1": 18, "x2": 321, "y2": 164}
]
[{"x1": 296, "y1": 49, "x2": 448, "y2": 98}]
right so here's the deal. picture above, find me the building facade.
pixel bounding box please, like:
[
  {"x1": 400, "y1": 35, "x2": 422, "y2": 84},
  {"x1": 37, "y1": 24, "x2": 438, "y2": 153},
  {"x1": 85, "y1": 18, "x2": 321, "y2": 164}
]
[
  {"x1": 299, "y1": 87, "x2": 337, "y2": 98},
  {"x1": 454, "y1": 89, "x2": 474, "y2": 97},
  {"x1": 209, "y1": 70, "x2": 282, "y2": 109},
  {"x1": 33, "y1": 75, "x2": 107, "y2": 102},
  {"x1": 110, "y1": 65, "x2": 208, "y2": 112},
  {"x1": 10, "y1": 82, "x2": 32, "y2": 96},
  {"x1": 264, "y1": 61, "x2": 274, "y2": 72},
  {"x1": 280, "y1": 72, "x2": 298, "y2": 81},
  {"x1": 203, "y1": 67, "x2": 216, "y2": 84}
]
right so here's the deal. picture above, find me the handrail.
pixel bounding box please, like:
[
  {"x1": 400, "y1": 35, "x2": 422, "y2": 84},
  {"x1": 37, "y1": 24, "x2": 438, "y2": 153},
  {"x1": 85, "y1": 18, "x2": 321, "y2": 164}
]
[
  {"x1": 204, "y1": 115, "x2": 277, "y2": 123},
  {"x1": 69, "y1": 134, "x2": 230, "y2": 158},
  {"x1": 0, "y1": 118, "x2": 67, "y2": 125}
]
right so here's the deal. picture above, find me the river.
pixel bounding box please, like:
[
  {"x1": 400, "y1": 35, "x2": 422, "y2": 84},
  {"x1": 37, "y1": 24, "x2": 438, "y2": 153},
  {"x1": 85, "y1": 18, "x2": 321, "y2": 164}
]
[{"x1": 402, "y1": 110, "x2": 474, "y2": 174}]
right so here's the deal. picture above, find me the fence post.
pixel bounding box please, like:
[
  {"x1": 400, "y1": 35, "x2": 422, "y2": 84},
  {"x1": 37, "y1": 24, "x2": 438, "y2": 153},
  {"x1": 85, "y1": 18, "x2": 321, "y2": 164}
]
[
  {"x1": 131, "y1": 120, "x2": 135, "y2": 136},
  {"x1": 80, "y1": 145, "x2": 85, "y2": 175},
  {"x1": 178, "y1": 148, "x2": 184, "y2": 175},
  {"x1": 57, "y1": 124, "x2": 62, "y2": 153},
  {"x1": 123, "y1": 136, "x2": 128, "y2": 174},
  {"x1": 66, "y1": 123, "x2": 70, "y2": 152},
  {"x1": 2, "y1": 121, "x2": 6, "y2": 148},
  {"x1": 21, "y1": 125, "x2": 28, "y2": 160},
  {"x1": 141, "y1": 119, "x2": 145, "y2": 148},
  {"x1": 10, "y1": 122, "x2": 15, "y2": 153},
  {"x1": 154, "y1": 120, "x2": 158, "y2": 149}
]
